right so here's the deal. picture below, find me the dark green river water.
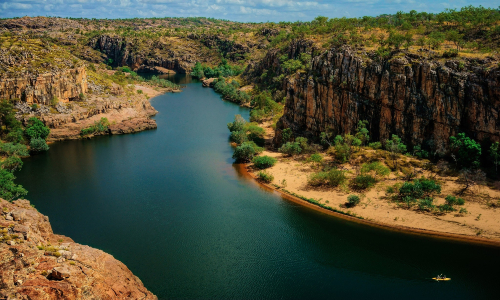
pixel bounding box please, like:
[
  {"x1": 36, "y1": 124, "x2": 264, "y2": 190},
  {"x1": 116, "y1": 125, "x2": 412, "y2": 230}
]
[{"x1": 16, "y1": 75, "x2": 500, "y2": 299}]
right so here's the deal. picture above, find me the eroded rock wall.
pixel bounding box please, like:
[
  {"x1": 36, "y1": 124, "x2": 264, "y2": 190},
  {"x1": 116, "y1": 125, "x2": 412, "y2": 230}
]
[
  {"x1": 0, "y1": 199, "x2": 157, "y2": 300},
  {"x1": 0, "y1": 67, "x2": 88, "y2": 105},
  {"x1": 271, "y1": 45, "x2": 500, "y2": 150},
  {"x1": 89, "y1": 35, "x2": 193, "y2": 73}
]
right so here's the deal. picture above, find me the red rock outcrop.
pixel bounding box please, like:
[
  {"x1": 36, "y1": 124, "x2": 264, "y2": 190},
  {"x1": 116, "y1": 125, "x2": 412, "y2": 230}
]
[
  {"x1": 0, "y1": 199, "x2": 157, "y2": 300},
  {"x1": 0, "y1": 67, "x2": 88, "y2": 105},
  {"x1": 253, "y1": 42, "x2": 500, "y2": 150}
]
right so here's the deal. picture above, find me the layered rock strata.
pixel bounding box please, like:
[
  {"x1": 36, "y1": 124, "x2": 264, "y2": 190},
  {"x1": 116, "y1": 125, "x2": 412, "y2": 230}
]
[
  {"x1": 0, "y1": 67, "x2": 88, "y2": 105},
  {"x1": 0, "y1": 199, "x2": 157, "y2": 299},
  {"x1": 263, "y1": 44, "x2": 500, "y2": 150}
]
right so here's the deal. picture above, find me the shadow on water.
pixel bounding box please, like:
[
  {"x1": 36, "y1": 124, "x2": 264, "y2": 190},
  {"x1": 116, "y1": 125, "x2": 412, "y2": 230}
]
[{"x1": 16, "y1": 75, "x2": 500, "y2": 300}]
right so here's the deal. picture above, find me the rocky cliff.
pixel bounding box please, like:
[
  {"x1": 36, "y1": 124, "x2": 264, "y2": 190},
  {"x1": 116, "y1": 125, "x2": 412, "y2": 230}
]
[
  {"x1": 258, "y1": 42, "x2": 500, "y2": 150},
  {"x1": 0, "y1": 67, "x2": 87, "y2": 105},
  {"x1": 0, "y1": 199, "x2": 157, "y2": 299},
  {"x1": 89, "y1": 35, "x2": 194, "y2": 73}
]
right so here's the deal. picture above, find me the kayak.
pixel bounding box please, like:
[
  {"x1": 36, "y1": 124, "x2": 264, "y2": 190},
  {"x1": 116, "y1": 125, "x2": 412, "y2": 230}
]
[{"x1": 432, "y1": 278, "x2": 451, "y2": 281}]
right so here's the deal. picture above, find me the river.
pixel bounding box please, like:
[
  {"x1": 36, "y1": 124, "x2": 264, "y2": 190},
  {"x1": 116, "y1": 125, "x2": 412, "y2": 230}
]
[{"x1": 16, "y1": 75, "x2": 500, "y2": 299}]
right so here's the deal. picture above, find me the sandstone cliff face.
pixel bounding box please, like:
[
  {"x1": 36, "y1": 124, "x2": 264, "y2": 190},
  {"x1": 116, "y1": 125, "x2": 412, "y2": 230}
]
[
  {"x1": 89, "y1": 35, "x2": 193, "y2": 73},
  {"x1": 260, "y1": 42, "x2": 500, "y2": 150},
  {"x1": 0, "y1": 199, "x2": 157, "y2": 300},
  {"x1": 0, "y1": 67, "x2": 88, "y2": 105}
]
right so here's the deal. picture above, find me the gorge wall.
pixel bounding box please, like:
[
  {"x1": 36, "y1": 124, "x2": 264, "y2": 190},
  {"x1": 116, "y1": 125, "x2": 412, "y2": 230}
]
[
  {"x1": 262, "y1": 43, "x2": 500, "y2": 151},
  {"x1": 89, "y1": 35, "x2": 194, "y2": 73},
  {"x1": 0, "y1": 67, "x2": 87, "y2": 105},
  {"x1": 0, "y1": 199, "x2": 157, "y2": 299}
]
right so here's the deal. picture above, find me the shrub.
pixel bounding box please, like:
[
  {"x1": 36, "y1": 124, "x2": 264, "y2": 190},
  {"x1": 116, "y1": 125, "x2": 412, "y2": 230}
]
[
  {"x1": 361, "y1": 161, "x2": 390, "y2": 178},
  {"x1": 385, "y1": 135, "x2": 407, "y2": 169},
  {"x1": 6, "y1": 129, "x2": 24, "y2": 144},
  {"x1": 50, "y1": 97, "x2": 59, "y2": 106},
  {"x1": 227, "y1": 115, "x2": 246, "y2": 132},
  {"x1": 80, "y1": 118, "x2": 110, "y2": 136},
  {"x1": 257, "y1": 171, "x2": 274, "y2": 183},
  {"x1": 399, "y1": 178, "x2": 441, "y2": 200},
  {"x1": 232, "y1": 141, "x2": 263, "y2": 162},
  {"x1": 350, "y1": 175, "x2": 376, "y2": 190},
  {"x1": 449, "y1": 133, "x2": 481, "y2": 168},
  {"x1": 445, "y1": 195, "x2": 465, "y2": 206},
  {"x1": 229, "y1": 130, "x2": 248, "y2": 144},
  {"x1": 308, "y1": 153, "x2": 323, "y2": 163},
  {"x1": 438, "y1": 204, "x2": 456, "y2": 212},
  {"x1": 347, "y1": 195, "x2": 360, "y2": 207},
  {"x1": 79, "y1": 93, "x2": 86, "y2": 100},
  {"x1": 252, "y1": 156, "x2": 277, "y2": 169},
  {"x1": 245, "y1": 124, "x2": 265, "y2": 145},
  {"x1": 327, "y1": 169, "x2": 347, "y2": 187},
  {"x1": 417, "y1": 197, "x2": 435, "y2": 211},
  {"x1": 279, "y1": 141, "x2": 301, "y2": 156},
  {"x1": 0, "y1": 142, "x2": 29, "y2": 157},
  {"x1": 24, "y1": 117, "x2": 50, "y2": 141},
  {"x1": 0, "y1": 169, "x2": 28, "y2": 201},
  {"x1": 368, "y1": 142, "x2": 382, "y2": 149},
  {"x1": 137, "y1": 89, "x2": 143, "y2": 94},
  {"x1": 30, "y1": 138, "x2": 49, "y2": 152},
  {"x1": 308, "y1": 172, "x2": 328, "y2": 186},
  {"x1": 1, "y1": 156, "x2": 23, "y2": 172}
]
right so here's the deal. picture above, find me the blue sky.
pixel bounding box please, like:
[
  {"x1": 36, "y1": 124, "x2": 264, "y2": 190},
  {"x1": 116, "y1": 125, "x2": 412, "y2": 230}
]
[{"x1": 0, "y1": 0, "x2": 498, "y2": 22}]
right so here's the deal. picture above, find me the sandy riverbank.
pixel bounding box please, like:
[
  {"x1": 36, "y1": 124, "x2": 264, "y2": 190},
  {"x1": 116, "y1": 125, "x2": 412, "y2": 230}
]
[
  {"x1": 241, "y1": 119, "x2": 500, "y2": 246},
  {"x1": 242, "y1": 158, "x2": 500, "y2": 246}
]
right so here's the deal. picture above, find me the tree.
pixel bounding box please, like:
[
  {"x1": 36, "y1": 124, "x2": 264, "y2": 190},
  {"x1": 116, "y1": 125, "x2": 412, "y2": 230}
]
[
  {"x1": 0, "y1": 169, "x2": 28, "y2": 201},
  {"x1": 227, "y1": 115, "x2": 246, "y2": 132},
  {"x1": 458, "y1": 168, "x2": 485, "y2": 194},
  {"x1": 449, "y1": 133, "x2": 481, "y2": 168},
  {"x1": 0, "y1": 99, "x2": 22, "y2": 138},
  {"x1": 30, "y1": 138, "x2": 50, "y2": 152},
  {"x1": 1, "y1": 156, "x2": 23, "y2": 172},
  {"x1": 233, "y1": 141, "x2": 263, "y2": 162},
  {"x1": 24, "y1": 117, "x2": 50, "y2": 141},
  {"x1": 385, "y1": 135, "x2": 407, "y2": 169},
  {"x1": 446, "y1": 30, "x2": 463, "y2": 50},
  {"x1": 489, "y1": 142, "x2": 500, "y2": 174},
  {"x1": 355, "y1": 120, "x2": 369, "y2": 146}
]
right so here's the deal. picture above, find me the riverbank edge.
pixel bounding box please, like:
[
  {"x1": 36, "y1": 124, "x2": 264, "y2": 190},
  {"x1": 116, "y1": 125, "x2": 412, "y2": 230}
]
[{"x1": 237, "y1": 163, "x2": 500, "y2": 248}]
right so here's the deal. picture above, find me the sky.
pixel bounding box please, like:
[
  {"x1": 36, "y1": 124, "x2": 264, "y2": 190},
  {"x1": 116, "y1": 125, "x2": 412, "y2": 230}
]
[{"x1": 0, "y1": 0, "x2": 498, "y2": 22}]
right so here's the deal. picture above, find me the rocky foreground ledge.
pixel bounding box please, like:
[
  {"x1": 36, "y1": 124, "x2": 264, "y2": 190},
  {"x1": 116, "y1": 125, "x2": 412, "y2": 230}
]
[{"x1": 0, "y1": 199, "x2": 157, "y2": 300}]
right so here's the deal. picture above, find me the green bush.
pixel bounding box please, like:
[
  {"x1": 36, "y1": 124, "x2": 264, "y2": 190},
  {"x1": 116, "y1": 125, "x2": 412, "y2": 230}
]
[
  {"x1": 308, "y1": 153, "x2": 323, "y2": 163},
  {"x1": 445, "y1": 195, "x2": 465, "y2": 206},
  {"x1": 257, "y1": 171, "x2": 274, "y2": 183},
  {"x1": 6, "y1": 128, "x2": 24, "y2": 144},
  {"x1": 227, "y1": 115, "x2": 246, "y2": 132},
  {"x1": 350, "y1": 175, "x2": 377, "y2": 190},
  {"x1": 327, "y1": 169, "x2": 347, "y2": 187},
  {"x1": 417, "y1": 197, "x2": 435, "y2": 211},
  {"x1": 229, "y1": 130, "x2": 248, "y2": 144},
  {"x1": 30, "y1": 138, "x2": 49, "y2": 152},
  {"x1": 368, "y1": 142, "x2": 382, "y2": 149},
  {"x1": 449, "y1": 133, "x2": 481, "y2": 168},
  {"x1": 0, "y1": 142, "x2": 29, "y2": 157},
  {"x1": 252, "y1": 156, "x2": 277, "y2": 169},
  {"x1": 279, "y1": 141, "x2": 301, "y2": 156},
  {"x1": 347, "y1": 195, "x2": 360, "y2": 207},
  {"x1": 308, "y1": 172, "x2": 328, "y2": 186},
  {"x1": 360, "y1": 161, "x2": 390, "y2": 178},
  {"x1": 0, "y1": 169, "x2": 27, "y2": 201},
  {"x1": 232, "y1": 141, "x2": 263, "y2": 162},
  {"x1": 438, "y1": 204, "x2": 456, "y2": 212},
  {"x1": 80, "y1": 117, "x2": 110, "y2": 136},
  {"x1": 245, "y1": 124, "x2": 265, "y2": 146},
  {"x1": 1, "y1": 156, "x2": 23, "y2": 172},
  {"x1": 24, "y1": 117, "x2": 50, "y2": 141}
]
